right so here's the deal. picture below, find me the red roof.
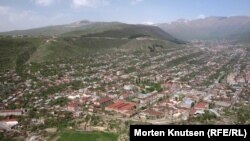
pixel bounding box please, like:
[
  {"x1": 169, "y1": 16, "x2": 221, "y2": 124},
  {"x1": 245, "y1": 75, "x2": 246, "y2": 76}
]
[
  {"x1": 68, "y1": 102, "x2": 78, "y2": 108},
  {"x1": 195, "y1": 102, "x2": 208, "y2": 110},
  {"x1": 106, "y1": 100, "x2": 136, "y2": 111},
  {"x1": 0, "y1": 110, "x2": 22, "y2": 113},
  {"x1": 98, "y1": 97, "x2": 112, "y2": 104}
]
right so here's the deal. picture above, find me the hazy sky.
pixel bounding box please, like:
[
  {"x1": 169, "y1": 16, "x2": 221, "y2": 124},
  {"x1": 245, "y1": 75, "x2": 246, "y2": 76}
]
[{"x1": 0, "y1": 0, "x2": 250, "y2": 31}]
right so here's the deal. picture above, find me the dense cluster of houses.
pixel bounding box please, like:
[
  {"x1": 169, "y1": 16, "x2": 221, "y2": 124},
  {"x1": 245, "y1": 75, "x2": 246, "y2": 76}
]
[{"x1": 0, "y1": 40, "x2": 249, "y2": 136}]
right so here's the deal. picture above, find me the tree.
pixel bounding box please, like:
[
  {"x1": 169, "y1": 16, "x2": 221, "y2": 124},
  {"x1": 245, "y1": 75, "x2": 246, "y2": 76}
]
[{"x1": 236, "y1": 107, "x2": 250, "y2": 124}]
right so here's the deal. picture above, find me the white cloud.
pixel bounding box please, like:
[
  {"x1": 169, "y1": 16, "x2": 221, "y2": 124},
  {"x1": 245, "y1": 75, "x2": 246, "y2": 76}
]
[
  {"x1": 131, "y1": 0, "x2": 144, "y2": 5},
  {"x1": 71, "y1": 0, "x2": 109, "y2": 8},
  {"x1": 31, "y1": 0, "x2": 143, "y2": 8},
  {"x1": 197, "y1": 14, "x2": 206, "y2": 19},
  {"x1": 72, "y1": 0, "x2": 92, "y2": 7},
  {"x1": 0, "y1": 6, "x2": 10, "y2": 15},
  {"x1": 32, "y1": 0, "x2": 55, "y2": 6},
  {"x1": 142, "y1": 21, "x2": 154, "y2": 25},
  {"x1": 0, "y1": 6, "x2": 69, "y2": 32}
]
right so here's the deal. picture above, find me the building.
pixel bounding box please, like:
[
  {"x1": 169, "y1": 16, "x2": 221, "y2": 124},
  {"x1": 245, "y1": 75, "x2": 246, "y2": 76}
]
[
  {"x1": 0, "y1": 104, "x2": 5, "y2": 110},
  {"x1": 124, "y1": 85, "x2": 135, "y2": 91},
  {"x1": 67, "y1": 102, "x2": 78, "y2": 112},
  {"x1": 94, "y1": 97, "x2": 113, "y2": 108},
  {"x1": 246, "y1": 72, "x2": 250, "y2": 83},
  {"x1": 119, "y1": 93, "x2": 135, "y2": 100},
  {"x1": 105, "y1": 100, "x2": 137, "y2": 117},
  {"x1": 164, "y1": 81, "x2": 182, "y2": 92},
  {"x1": 138, "y1": 92, "x2": 163, "y2": 107},
  {"x1": 1, "y1": 119, "x2": 18, "y2": 127},
  {"x1": 179, "y1": 98, "x2": 194, "y2": 109},
  {"x1": 0, "y1": 119, "x2": 18, "y2": 130},
  {"x1": 227, "y1": 73, "x2": 237, "y2": 85},
  {"x1": 0, "y1": 110, "x2": 23, "y2": 116},
  {"x1": 140, "y1": 108, "x2": 164, "y2": 119},
  {"x1": 194, "y1": 102, "x2": 209, "y2": 110},
  {"x1": 191, "y1": 102, "x2": 209, "y2": 117}
]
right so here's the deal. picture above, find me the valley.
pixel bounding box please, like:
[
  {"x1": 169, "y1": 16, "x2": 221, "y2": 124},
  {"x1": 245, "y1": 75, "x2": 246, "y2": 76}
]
[
  {"x1": 0, "y1": 32, "x2": 249, "y2": 140},
  {"x1": 1, "y1": 0, "x2": 250, "y2": 140}
]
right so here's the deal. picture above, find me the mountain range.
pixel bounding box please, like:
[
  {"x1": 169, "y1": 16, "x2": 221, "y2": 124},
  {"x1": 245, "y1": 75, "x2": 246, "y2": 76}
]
[
  {"x1": 158, "y1": 16, "x2": 250, "y2": 41},
  {"x1": 2, "y1": 16, "x2": 250, "y2": 42},
  {"x1": 1, "y1": 16, "x2": 250, "y2": 72}
]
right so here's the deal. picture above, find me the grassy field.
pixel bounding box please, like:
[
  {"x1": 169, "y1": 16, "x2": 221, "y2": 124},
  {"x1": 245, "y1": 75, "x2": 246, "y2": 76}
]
[{"x1": 58, "y1": 131, "x2": 118, "y2": 141}]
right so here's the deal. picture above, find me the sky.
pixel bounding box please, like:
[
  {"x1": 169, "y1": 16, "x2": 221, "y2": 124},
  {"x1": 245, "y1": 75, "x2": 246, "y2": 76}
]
[{"x1": 0, "y1": 0, "x2": 250, "y2": 31}]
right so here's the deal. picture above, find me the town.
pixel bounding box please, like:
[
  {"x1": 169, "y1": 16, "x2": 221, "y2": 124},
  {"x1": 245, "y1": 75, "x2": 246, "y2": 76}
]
[{"x1": 0, "y1": 39, "x2": 249, "y2": 140}]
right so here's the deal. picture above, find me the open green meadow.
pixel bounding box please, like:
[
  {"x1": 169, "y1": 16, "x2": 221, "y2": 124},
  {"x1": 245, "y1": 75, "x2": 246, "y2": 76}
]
[{"x1": 59, "y1": 131, "x2": 118, "y2": 141}]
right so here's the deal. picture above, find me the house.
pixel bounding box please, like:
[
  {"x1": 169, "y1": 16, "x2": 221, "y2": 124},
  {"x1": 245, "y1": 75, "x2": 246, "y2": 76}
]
[
  {"x1": 0, "y1": 104, "x2": 5, "y2": 110},
  {"x1": 214, "y1": 101, "x2": 231, "y2": 107},
  {"x1": 190, "y1": 102, "x2": 209, "y2": 117},
  {"x1": 68, "y1": 95, "x2": 80, "y2": 100},
  {"x1": 124, "y1": 85, "x2": 135, "y2": 91},
  {"x1": 94, "y1": 97, "x2": 113, "y2": 108},
  {"x1": 105, "y1": 100, "x2": 137, "y2": 117},
  {"x1": 191, "y1": 109, "x2": 205, "y2": 117},
  {"x1": 246, "y1": 72, "x2": 250, "y2": 83},
  {"x1": 179, "y1": 98, "x2": 194, "y2": 109},
  {"x1": 67, "y1": 102, "x2": 78, "y2": 112},
  {"x1": 138, "y1": 92, "x2": 161, "y2": 107},
  {"x1": 140, "y1": 108, "x2": 164, "y2": 119},
  {"x1": 194, "y1": 102, "x2": 209, "y2": 110},
  {"x1": 0, "y1": 119, "x2": 18, "y2": 129},
  {"x1": 119, "y1": 93, "x2": 135, "y2": 100},
  {"x1": 80, "y1": 97, "x2": 89, "y2": 105},
  {"x1": 0, "y1": 110, "x2": 23, "y2": 116},
  {"x1": 164, "y1": 81, "x2": 181, "y2": 92},
  {"x1": 31, "y1": 118, "x2": 45, "y2": 125},
  {"x1": 2, "y1": 119, "x2": 18, "y2": 127}
]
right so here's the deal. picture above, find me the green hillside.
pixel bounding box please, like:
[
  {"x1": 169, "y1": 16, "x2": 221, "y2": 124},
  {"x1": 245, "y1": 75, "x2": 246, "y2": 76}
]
[
  {"x1": 0, "y1": 37, "x2": 43, "y2": 73},
  {"x1": 0, "y1": 22, "x2": 184, "y2": 73},
  {"x1": 29, "y1": 37, "x2": 130, "y2": 62},
  {"x1": 66, "y1": 24, "x2": 184, "y2": 44},
  {"x1": 0, "y1": 22, "x2": 124, "y2": 37},
  {"x1": 0, "y1": 21, "x2": 184, "y2": 44},
  {"x1": 61, "y1": 22, "x2": 126, "y2": 37},
  {"x1": 0, "y1": 25, "x2": 73, "y2": 36}
]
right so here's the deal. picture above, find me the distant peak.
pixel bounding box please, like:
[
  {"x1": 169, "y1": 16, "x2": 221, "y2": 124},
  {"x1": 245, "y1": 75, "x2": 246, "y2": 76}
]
[
  {"x1": 142, "y1": 21, "x2": 155, "y2": 25},
  {"x1": 176, "y1": 19, "x2": 190, "y2": 23},
  {"x1": 72, "y1": 20, "x2": 92, "y2": 25},
  {"x1": 205, "y1": 16, "x2": 228, "y2": 20},
  {"x1": 77, "y1": 20, "x2": 91, "y2": 24},
  {"x1": 168, "y1": 19, "x2": 190, "y2": 24}
]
